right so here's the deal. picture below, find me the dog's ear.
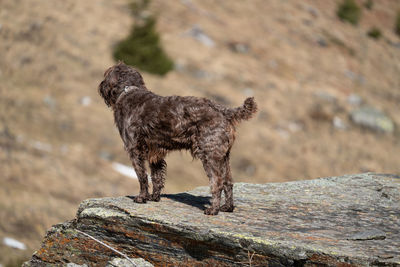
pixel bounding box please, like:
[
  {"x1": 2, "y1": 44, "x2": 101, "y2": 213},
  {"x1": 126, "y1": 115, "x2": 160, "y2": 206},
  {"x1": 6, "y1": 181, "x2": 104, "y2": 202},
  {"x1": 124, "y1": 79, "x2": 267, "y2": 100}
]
[
  {"x1": 99, "y1": 65, "x2": 119, "y2": 107},
  {"x1": 104, "y1": 66, "x2": 119, "y2": 88},
  {"x1": 103, "y1": 66, "x2": 113, "y2": 77},
  {"x1": 98, "y1": 80, "x2": 111, "y2": 107}
]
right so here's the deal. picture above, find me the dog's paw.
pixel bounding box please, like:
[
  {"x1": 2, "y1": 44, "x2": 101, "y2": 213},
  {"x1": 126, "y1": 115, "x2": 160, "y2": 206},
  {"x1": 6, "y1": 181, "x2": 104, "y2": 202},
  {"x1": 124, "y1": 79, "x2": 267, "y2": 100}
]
[
  {"x1": 149, "y1": 194, "x2": 161, "y2": 202},
  {"x1": 133, "y1": 196, "x2": 147, "y2": 204},
  {"x1": 220, "y1": 204, "x2": 234, "y2": 212},
  {"x1": 204, "y1": 207, "x2": 219, "y2": 215}
]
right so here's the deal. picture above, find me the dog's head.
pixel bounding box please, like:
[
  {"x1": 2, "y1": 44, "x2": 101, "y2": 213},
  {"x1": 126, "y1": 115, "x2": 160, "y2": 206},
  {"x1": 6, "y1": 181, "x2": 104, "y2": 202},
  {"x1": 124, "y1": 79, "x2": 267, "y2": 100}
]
[{"x1": 98, "y1": 62, "x2": 146, "y2": 107}]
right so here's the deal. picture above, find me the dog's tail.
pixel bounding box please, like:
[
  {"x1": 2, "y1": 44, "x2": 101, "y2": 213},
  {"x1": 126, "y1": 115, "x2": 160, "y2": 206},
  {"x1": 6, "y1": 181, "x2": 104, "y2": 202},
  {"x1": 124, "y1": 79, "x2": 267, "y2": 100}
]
[{"x1": 226, "y1": 97, "x2": 258, "y2": 125}]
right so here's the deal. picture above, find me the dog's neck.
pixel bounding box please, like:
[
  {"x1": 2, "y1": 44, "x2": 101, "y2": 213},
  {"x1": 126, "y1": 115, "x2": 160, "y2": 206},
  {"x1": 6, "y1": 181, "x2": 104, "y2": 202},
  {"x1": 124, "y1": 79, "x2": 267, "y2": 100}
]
[{"x1": 114, "y1": 85, "x2": 141, "y2": 106}]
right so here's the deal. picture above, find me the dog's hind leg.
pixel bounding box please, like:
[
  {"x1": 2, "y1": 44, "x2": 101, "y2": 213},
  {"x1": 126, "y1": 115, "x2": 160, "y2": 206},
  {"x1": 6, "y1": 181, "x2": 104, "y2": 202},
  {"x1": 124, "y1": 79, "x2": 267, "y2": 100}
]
[
  {"x1": 149, "y1": 159, "x2": 166, "y2": 202},
  {"x1": 220, "y1": 153, "x2": 234, "y2": 212},
  {"x1": 201, "y1": 158, "x2": 224, "y2": 215},
  {"x1": 130, "y1": 154, "x2": 150, "y2": 203}
]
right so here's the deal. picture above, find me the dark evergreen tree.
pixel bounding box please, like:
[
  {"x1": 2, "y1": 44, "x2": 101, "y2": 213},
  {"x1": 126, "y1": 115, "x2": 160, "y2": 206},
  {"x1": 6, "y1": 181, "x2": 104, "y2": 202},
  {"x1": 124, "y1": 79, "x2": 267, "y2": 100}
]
[{"x1": 113, "y1": 17, "x2": 174, "y2": 76}]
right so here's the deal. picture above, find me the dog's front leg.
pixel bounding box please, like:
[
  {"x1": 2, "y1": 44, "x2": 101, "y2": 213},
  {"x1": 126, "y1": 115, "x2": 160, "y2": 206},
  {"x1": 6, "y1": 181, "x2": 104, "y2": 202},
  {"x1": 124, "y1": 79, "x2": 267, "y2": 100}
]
[
  {"x1": 130, "y1": 154, "x2": 150, "y2": 203},
  {"x1": 150, "y1": 159, "x2": 166, "y2": 202}
]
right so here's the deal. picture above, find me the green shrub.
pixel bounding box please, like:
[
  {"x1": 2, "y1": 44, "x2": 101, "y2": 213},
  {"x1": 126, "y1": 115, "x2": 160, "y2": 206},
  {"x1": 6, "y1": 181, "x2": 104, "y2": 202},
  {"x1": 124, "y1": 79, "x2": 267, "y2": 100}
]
[
  {"x1": 337, "y1": 0, "x2": 362, "y2": 25},
  {"x1": 395, "y1": 11, "x2": 400, "y2": 37},
  {"x1": 113, "y1": 0, "x2": 174, "y2": 76},
  {"x1": 364, "y1": 0, "x2": 373, "y2": 10},
  {"x1": 367, "y1": 27, "x2": 382, "y2": 39},
  {"x1": 129, "y1": 0, "x2": 150, "y2": 17}
]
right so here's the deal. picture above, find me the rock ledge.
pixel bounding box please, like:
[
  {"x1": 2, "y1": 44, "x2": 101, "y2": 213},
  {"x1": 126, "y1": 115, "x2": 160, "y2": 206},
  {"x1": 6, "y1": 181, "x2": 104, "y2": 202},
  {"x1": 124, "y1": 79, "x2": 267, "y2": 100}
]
[{"x1": 25, "y1": 173, "x2": 400, "y2": 266}]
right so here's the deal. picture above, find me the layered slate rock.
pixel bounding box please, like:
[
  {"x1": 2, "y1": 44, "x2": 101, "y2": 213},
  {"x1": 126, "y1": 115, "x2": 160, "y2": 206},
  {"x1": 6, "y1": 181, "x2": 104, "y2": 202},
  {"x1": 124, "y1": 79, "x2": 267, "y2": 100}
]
[{"x1": 25, "y1": 173, "x2": 400, "y2": 266}]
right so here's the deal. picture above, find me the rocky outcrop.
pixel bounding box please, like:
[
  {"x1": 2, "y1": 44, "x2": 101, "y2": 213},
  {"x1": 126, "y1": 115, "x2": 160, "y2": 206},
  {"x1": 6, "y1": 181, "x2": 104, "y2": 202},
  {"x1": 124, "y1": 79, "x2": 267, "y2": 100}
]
[
  {"x1": 24, "y1": 173, "x2": 400, "y2": 266},
  {"x1": 350, "y1": 107, "x2": 395, "y2": 133}
]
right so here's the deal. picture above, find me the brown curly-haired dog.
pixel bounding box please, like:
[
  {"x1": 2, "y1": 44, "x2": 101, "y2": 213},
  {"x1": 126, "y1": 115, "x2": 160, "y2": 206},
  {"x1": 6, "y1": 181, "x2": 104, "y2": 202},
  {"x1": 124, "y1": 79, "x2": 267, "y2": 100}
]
[{"x1": 98, "y1": 62, "x2": 257, "y2": 215}]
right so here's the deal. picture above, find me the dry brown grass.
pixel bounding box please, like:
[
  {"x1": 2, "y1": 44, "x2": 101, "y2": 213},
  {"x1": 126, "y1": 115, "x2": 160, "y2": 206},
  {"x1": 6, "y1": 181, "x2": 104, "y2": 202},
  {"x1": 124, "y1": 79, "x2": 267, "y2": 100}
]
[{"x1": 1, "y1": 0, "x2": 399, "y2": 264}]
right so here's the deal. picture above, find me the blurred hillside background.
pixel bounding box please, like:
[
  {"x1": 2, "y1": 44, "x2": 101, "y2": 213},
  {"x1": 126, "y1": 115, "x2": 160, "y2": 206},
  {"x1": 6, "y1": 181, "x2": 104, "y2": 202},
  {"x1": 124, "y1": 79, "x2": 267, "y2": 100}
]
[{"x1": 1, "y1": 0, "x2": 399, "y2": 265}]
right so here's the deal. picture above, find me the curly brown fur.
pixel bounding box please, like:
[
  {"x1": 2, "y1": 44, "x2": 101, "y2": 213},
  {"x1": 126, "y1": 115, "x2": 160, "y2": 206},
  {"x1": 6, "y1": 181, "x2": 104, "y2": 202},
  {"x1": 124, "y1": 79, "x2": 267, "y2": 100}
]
[{"x1": 98, "y1": 62, "x2": 257, "y2": 215}]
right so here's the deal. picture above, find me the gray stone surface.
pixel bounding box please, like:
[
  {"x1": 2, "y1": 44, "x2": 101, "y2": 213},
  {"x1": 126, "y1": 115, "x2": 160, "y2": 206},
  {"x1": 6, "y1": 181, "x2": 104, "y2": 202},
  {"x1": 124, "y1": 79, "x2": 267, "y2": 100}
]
[
  {"x1": 347, "y1": 229, "x2": 386, "y2": 241},
  {"x1": 24, "y1": 173, "x2": 400, "y2": 266},
  {"x1": 66, "y1": 263, "x2": 88, "y2": 267},
  {"x1": 347, "y1": 93, "x2": 362, "y2": 106},
  {"x1": 106, "y1": 257, "x2": 153, "y2": 267},
  {"x1": 350, "y1": 106, "x2": 395, "y2": 133}
]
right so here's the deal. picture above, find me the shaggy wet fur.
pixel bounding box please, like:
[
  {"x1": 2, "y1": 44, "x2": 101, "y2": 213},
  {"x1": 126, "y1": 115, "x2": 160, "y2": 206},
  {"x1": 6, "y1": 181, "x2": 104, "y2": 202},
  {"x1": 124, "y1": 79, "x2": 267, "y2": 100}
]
[{"x1": 98, "y1": 62, "x2": 257, "y2": 215}]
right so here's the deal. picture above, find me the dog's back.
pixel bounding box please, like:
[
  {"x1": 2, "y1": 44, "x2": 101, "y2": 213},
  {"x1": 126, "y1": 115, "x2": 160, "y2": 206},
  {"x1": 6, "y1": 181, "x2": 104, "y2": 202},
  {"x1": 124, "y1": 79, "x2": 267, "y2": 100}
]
[{"x1": 115, "y1": 92, "x2": 257, "y2": 160}]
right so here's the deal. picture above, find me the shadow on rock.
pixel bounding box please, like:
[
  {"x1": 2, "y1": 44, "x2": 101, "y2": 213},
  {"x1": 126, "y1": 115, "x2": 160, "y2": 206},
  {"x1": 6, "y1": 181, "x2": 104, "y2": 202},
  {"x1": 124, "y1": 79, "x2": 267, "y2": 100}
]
[{"x1": 162, "y1": 193, "x2": 210, "y2": 211}]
